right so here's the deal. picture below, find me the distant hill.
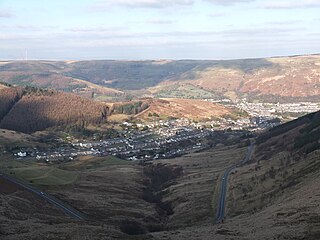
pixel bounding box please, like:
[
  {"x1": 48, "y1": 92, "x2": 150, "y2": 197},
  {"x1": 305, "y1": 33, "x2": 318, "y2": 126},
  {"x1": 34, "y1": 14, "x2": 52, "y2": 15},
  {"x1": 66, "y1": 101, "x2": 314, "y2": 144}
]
[
  {"x1": 0, "y1": 86, "x2": 109, "y2": 133},
  {"x1": 1, "y1": 54, "x2": 320, "y2": 102},
  {"x1": 0, "y1": 61, "x2": 123, "y2": 99}
]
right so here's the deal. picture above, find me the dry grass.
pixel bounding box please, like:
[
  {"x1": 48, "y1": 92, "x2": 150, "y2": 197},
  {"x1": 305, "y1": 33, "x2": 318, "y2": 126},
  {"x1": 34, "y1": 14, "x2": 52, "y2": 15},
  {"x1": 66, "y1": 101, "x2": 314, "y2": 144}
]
[
  {"x1": 154, "y1": 146, "x2": 247, "y2": 228},
  {"x1": 1, "y1": 144, "x2": 319, "y2": 240},
  {"x1": 107, "y1": 114, "x2": 130, "y2": 122},
  {"x1": 0, "y1": 129, "x2": 46, "y2": 148},
  {"x1": 75, "y1": 79, "x2": 123, "y2": 94},
  {"x1": 137, "y1": 98, "x2": 232, "y2": 120}
]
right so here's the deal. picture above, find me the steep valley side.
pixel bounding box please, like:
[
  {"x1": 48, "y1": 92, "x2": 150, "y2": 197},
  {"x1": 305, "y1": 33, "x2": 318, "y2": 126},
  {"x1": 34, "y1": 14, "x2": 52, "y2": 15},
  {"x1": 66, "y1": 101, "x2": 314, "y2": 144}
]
[{"x1": 0, "y1": 145, "x2": 246, "y2": 239}]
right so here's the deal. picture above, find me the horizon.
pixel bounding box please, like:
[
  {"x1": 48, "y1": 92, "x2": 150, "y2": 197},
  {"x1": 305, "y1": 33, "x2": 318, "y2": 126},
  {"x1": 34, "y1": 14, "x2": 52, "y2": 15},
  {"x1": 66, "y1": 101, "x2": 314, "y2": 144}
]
[
  {"x1": 1, "y1": 0, "x2": 320, "y2": 60},
  {"x1": 1, "y1": 52, "x2": 320, "y2": 62}
]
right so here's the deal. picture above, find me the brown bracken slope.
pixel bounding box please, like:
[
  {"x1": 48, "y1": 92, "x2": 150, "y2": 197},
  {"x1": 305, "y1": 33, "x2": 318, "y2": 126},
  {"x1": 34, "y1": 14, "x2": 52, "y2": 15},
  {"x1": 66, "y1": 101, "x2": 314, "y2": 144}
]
[{"x1": 136, "y1": 98, "x2": 233, "y2": 120}]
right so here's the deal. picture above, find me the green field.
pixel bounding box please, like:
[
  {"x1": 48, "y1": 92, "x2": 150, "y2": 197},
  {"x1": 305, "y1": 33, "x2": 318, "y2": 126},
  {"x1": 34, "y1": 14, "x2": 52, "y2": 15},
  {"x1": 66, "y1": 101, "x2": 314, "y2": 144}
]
[
  {"x1": 62, "y1": 155, "x2": 134, "y2": 171},
  {"x1": 0, "y1": 155, "x2": 133, "y2": 186},
  {"x1": 154, "y1": 83, "x2": 221, "y2": 99}
]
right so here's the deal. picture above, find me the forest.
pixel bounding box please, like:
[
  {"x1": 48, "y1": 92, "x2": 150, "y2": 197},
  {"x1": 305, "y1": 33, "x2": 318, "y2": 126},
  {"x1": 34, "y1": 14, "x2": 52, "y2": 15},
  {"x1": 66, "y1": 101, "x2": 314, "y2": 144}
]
[{"x1": 0, "y1": 85, "x2": 110, "y2": 133}]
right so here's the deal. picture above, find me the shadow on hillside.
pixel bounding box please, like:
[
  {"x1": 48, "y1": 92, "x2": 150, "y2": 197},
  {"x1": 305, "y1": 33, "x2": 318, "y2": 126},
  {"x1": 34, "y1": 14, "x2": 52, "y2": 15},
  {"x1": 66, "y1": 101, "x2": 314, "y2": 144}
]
[{"x1": 0, "y1": 94, "x2": 109, "y2": 134}]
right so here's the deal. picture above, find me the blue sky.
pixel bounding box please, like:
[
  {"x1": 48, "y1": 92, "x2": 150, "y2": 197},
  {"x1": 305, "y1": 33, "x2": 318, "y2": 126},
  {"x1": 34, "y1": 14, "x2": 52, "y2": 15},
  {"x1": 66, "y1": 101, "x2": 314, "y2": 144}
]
[{"x1": 0, "y1": 0, "x2": 319, "y2": 60}]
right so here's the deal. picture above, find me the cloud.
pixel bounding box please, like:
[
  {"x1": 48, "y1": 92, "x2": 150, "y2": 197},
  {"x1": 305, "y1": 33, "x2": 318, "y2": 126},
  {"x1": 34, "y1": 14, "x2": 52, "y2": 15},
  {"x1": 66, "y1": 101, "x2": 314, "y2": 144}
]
[
  {"x1": 204, "y1": 0, "x2": 254, "y2": 5},
  {"x1": 89, "y1": 0, "x2": 193, "y2": 10},
  {"x1": 208, "y1": 12, "x2": 226, "y2": 17},
  {"x1": 148, "y1": 19, "x2": 174, "y2": 24},
  {"x1": 0, "y1": 8, "x2": 13, "y2": 18},
  {"x1": 264, "y1": 20, "x2": 303, "y2": 26},
  {"x1": 262, "y1": 0, "x2": 320, "y2": 9},
  {"x1": 2, "y1": 25, "x2": 319, "y2": 60},
  {"x1": 0, "y1": 24, "x2": 58, "y2": 32},
  {"x1": 67, "y1": 26, "x2": 128, "y2": 33}
]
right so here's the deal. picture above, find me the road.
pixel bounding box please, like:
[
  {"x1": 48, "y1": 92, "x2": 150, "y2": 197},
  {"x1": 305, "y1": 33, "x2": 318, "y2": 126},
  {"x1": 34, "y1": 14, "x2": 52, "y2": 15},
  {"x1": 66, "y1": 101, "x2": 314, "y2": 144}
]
[
  {"x1": 215, "y1": 142, "x2": 255, "y2": 223},
  {"x1": 0, "y1": 172, "x2": 85, "y2": 221}
]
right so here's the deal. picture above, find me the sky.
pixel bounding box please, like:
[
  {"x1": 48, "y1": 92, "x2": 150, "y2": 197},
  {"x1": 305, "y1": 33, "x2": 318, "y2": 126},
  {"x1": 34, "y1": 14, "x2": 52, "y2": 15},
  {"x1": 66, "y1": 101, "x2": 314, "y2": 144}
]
[{"x1": 0, "y1": 0, "x2": 320, "y2": 60}]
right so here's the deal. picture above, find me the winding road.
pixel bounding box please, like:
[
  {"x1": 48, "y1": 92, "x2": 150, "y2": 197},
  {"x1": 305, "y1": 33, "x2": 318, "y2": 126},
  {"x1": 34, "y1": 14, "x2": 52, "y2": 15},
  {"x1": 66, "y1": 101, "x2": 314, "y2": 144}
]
[
  {"x1": 215, "y1": 142, "x2": 255, "y2": 223},
  {"x1": 0, "y1": 172, "x2": 85, "y2": 221}
]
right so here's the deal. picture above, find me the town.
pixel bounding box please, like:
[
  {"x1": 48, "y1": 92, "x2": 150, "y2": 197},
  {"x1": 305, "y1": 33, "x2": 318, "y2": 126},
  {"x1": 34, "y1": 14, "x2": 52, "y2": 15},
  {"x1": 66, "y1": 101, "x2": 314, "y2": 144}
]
[
  {"x1": 12, "y1": 99, "x2": 320, "y2": 163},
  {"x1": 234, "y1": 100, "x2": 320, "y2": 118},
  {"x1": 14, "y1": 116, "x2": 271, "y2": 162}
]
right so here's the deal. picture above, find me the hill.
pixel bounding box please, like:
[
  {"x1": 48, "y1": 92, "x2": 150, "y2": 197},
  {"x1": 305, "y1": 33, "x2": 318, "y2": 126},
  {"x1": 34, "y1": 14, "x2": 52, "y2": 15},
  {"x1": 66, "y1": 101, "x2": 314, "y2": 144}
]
[
  {"x1": 1, "y1": 54, "x2": 320, "y2": 102},
  {"x1": 0, "y1": 62, "x2": 124, "y2": 99},
  {"x1": 136, "y1": 98, "x2": 237, "y2": 121},
  {"x1": 0, "y1": 86, "x2": 109, "y2": 133},
  {"x1": 220, "y1": 110, "x2": 320, "y2": 239},
  {"x1": 150, "y1": 111, "x2": 320, "y2": 239},
  {"x1": 0, "y1": 85, "x2": 240, "y2": 133},
  {"x1": 0, "y1": 86, "x2": 24, "y2": 120}
]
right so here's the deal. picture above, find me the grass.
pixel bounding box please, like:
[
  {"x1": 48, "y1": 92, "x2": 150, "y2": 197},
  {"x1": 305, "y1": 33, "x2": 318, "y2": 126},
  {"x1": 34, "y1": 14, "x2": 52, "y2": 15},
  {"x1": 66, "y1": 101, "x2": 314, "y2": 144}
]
[
  {"x1": 0, "y1": 155, "x2": 132, "y2": 186},
  {"x1": 13, "y1": 166, "x2": 78, "y2": 186},
  {"x1": 153, "y1": 83, "x2": 220, "y2": 99},
  {"x1": 61, "y1": 155, "x2": 134, "y2": 171},
  {"x1": 157, "y1": 145, "x2": 247, "y2": 227},
  {"x1": 227, "y1": 148, "x2": 320, "y2": 217},
  {"x1": 107, "y1": 114, "x2": 130, "y2": 123},
  {"x1": 0, "y1": 158, "x2": 78, "y2": 186}
]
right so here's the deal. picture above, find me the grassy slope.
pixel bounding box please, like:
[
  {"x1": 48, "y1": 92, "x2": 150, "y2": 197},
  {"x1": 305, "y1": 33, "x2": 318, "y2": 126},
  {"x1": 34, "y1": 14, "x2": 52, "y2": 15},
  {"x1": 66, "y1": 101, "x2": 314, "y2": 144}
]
[
  {"x1": 0, "y1": 129, "x2": 48, "y2": 150},
  {"x1": 156, "y1": 146, "x2": 247, "y2": 228},
  {"x1": 0, "y1": 156, "x2": 131, "y2": 186},
  {"x1": 221, "y1": 111, "x2": 320, "y2": 239},
  {"x1": 150, "y1": 112, "x2": 320, "y2": 240}
]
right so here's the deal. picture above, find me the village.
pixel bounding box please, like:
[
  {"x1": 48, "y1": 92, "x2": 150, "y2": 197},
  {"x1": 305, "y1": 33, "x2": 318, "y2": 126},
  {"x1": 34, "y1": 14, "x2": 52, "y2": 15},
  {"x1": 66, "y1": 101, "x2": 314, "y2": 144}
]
[
  {"x1": 235, "y1": 100, "x2": 320, "y2": 118},
  {"x1": 13, "y1": 99, "x2": 320, "y2": 163},
  {"x1": 13, "y1": 113, "x2": 279, "y2": 162}
]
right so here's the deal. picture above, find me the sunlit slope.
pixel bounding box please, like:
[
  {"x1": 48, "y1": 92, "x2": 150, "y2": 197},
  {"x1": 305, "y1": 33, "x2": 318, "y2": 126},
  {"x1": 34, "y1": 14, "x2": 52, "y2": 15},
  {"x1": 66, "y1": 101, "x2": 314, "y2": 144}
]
[{"x1": 1, "y1": 54, "x2": 319, "y2": 102}]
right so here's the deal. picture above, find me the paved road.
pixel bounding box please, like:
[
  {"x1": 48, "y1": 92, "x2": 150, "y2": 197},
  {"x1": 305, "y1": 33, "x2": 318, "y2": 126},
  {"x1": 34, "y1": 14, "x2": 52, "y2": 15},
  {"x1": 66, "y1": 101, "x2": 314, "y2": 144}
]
[
  {"x1": 0, "y1": 172, "x2": 85, "y2": 221},
  {"x1": 215, "y1": 142, "x2": 255, "y2": 223}
]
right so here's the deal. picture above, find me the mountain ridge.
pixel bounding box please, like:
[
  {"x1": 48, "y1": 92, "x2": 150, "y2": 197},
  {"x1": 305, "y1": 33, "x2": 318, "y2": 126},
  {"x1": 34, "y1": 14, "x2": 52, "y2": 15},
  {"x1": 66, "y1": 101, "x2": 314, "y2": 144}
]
[{"x1": 1, "y1": 54, "x2": 320, "y2": 102}]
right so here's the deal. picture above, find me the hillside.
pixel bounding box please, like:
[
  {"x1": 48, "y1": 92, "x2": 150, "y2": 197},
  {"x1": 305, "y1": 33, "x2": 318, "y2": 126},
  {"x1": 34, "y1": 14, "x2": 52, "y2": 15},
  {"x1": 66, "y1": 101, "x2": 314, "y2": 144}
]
[
  {"x1": 151, "y1": 111, "x2": 320, "y2": 239},
  {"x1": 0, "y1": 86, "x2": 109, "y2": 133},
  {"x1": 221, "y1": 110, "x2": 320, "y2": 239},
  {"x1": 1, "y1": 54, "x2": 320, "y2": 102},
  {"x1": 0, "y1": 62, "x2": 124, "y2": 99},
  {"x1": 136, "y1": 98, "x2": 236, "y2": 121},
  {"x1": 255, "y1": 110, "x2": 320, "y2": 157},
  {"x1": 0, "y1": 85, "x2": 240, "y2": 133},
  {"x1": 0, "y1": 86, "x2": 24, "y2": 120}
]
